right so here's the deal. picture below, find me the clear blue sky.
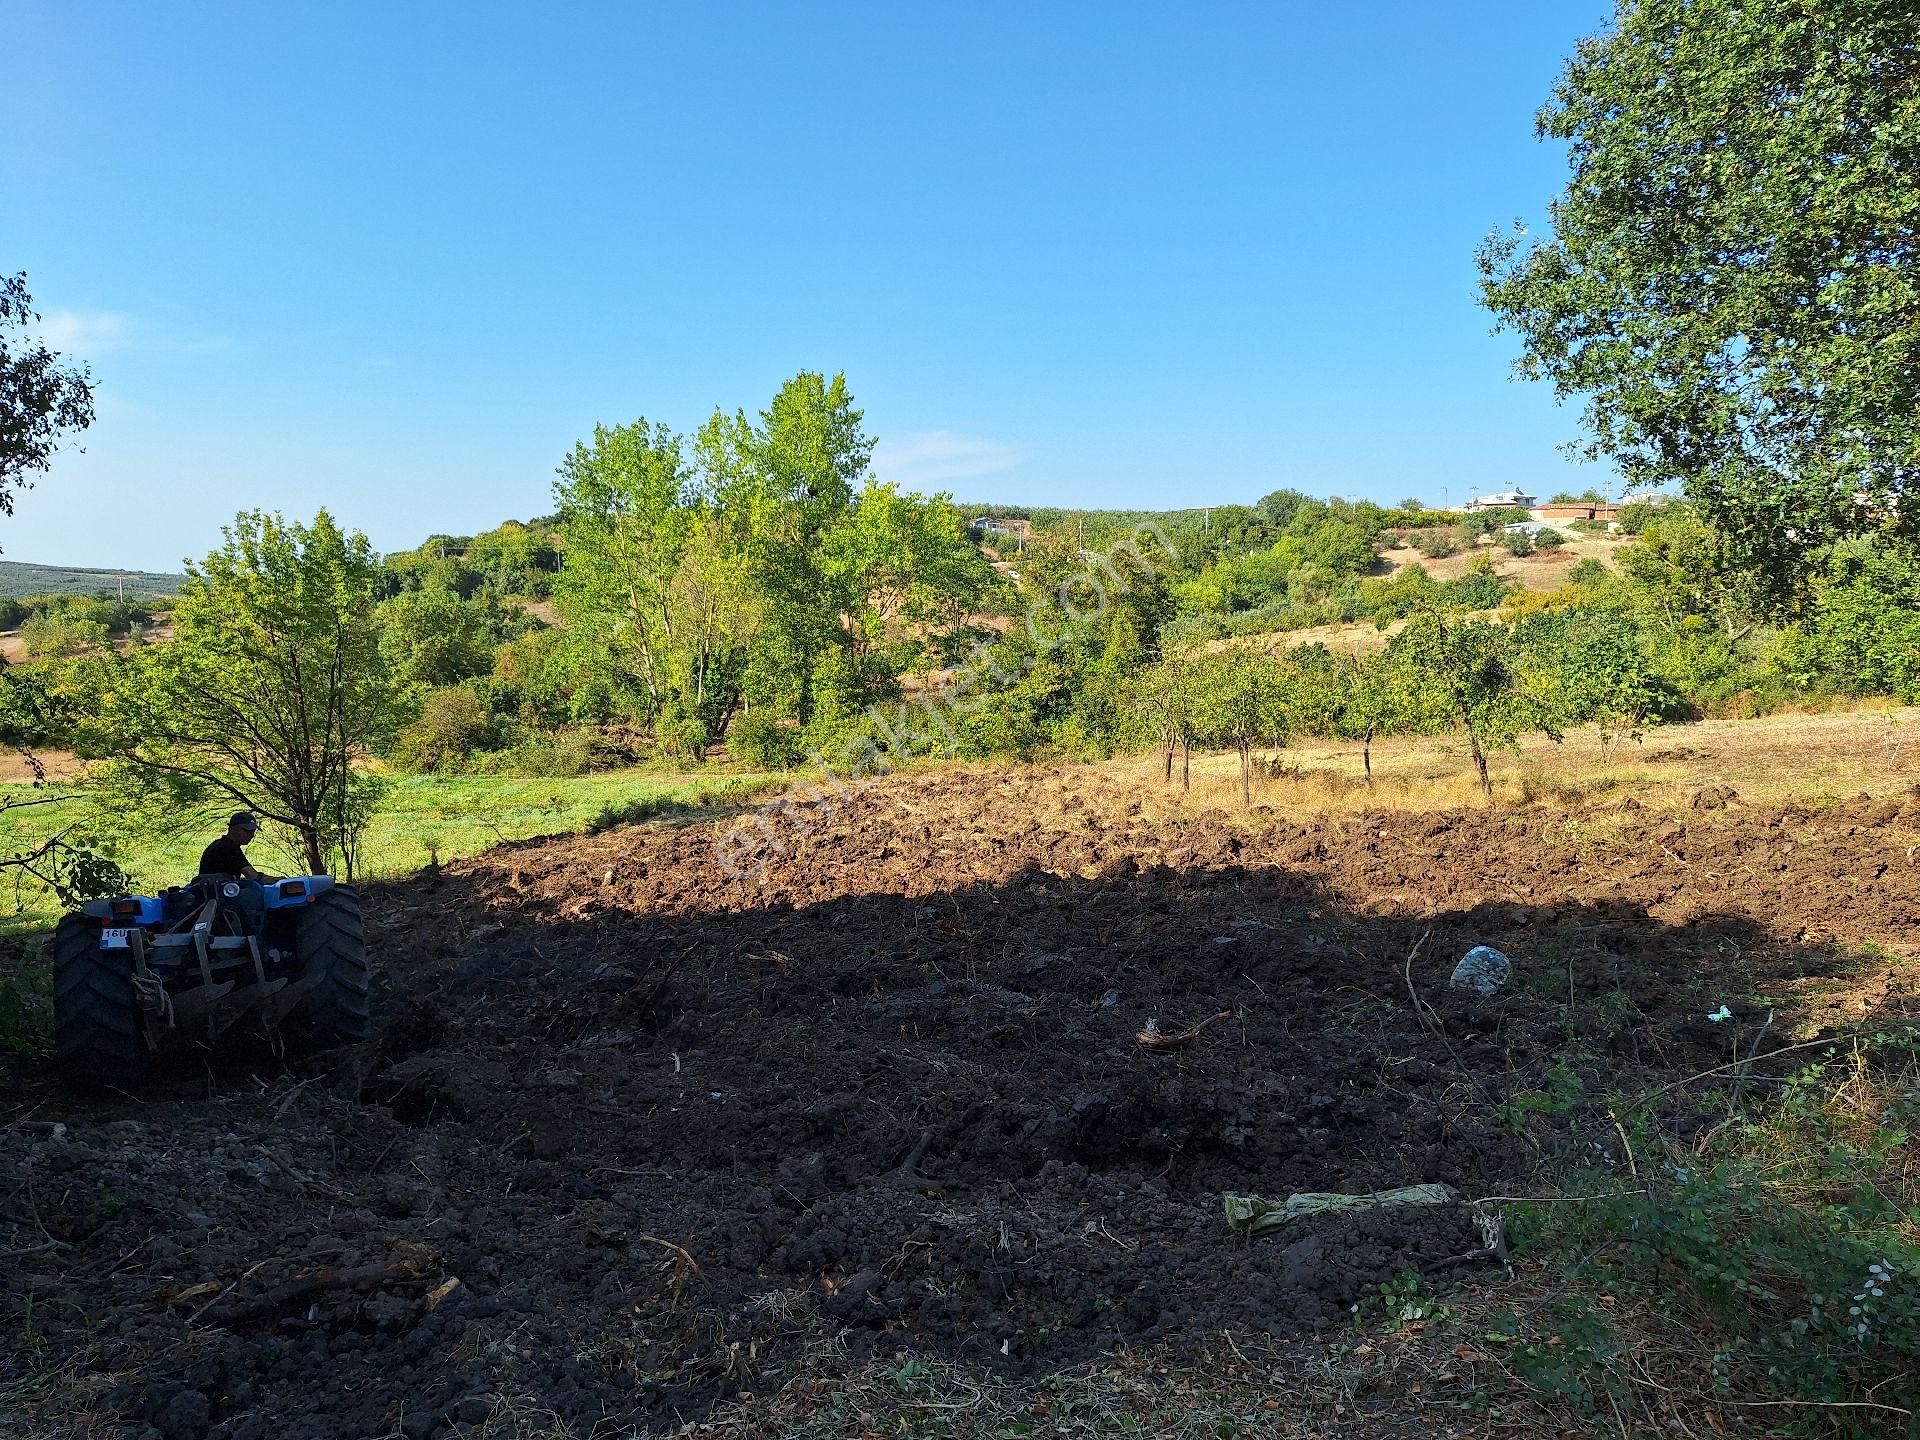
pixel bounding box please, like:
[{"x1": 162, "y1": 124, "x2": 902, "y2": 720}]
[{"x1": 10, "y1": 1, "x2": 1617, "y2": 572}]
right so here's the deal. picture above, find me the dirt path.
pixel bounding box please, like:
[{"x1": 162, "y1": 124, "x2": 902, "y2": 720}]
[{"x1": 4, "y1": 768, "x2": 1917, "y2": 1437}]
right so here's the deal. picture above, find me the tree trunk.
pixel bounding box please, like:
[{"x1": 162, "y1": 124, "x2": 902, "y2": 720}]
[
  {"x1": 1362, "y1": 725, "x2": 1374, "y2": 790},
  {"x1": 1181, "y1": 738, "x2": 1191, "y2": 791},
  {"x1": 1468, "y1": 730, "x2": 1492, "y2": 806},
  {"x1": 298, "y1": 823, "x2": 324, "y2": 877},
  {"x1": 1162, "y1": 736, "x2": 1174, "y2": 784},
  {"x1": 1237, "y1": 740, "x2": 1252, "y2": 807}
]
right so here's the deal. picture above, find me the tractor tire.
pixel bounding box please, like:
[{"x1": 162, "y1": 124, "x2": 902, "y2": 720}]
[
  {"x1": 293, "y1": 885, "x2": 370, "y2": 1048},
  {"x1": 51, "y1": 914, "x2": 148, "y2": 1091}
]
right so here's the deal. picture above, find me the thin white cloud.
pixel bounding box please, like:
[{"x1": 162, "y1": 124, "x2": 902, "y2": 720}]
[
  {"x1": 36, "y1": 309, "x2": 129, "y2": 358},
  {"x1": 32, "y1": 311, "x2": 238, "y2": 362},
  {"x1": 871, "y1": 429, "x2": 1024, "y2": 490}
]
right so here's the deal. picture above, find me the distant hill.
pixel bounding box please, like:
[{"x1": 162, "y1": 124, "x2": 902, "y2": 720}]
[{"x1": 0, "y1": 560, "x2": 188, "y2": 600}]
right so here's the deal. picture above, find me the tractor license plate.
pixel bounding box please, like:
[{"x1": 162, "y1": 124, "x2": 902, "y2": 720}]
[{"x1": 101, "y1": 928, "x2": 132, "y2": 949}]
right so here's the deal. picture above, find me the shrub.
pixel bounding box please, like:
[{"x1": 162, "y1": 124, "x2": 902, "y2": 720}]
[
  {"x1": 1441, "y1": 562, "x2": 1511, "y2": 611},
  {"x1": 1503, "y1": 1034, "x2": 1920, "y2": 1423},
  {"x1": 463, "y1": 728, "x2": 595, "y2": 777},
  {"x1": 1158, "y1": 614, "x2": 1229, "y2": 648},
  {"x1": 1502, "y1": 528, "x2": 1537, "y2": 557},
  {"x1": 728, "y1": 710, "x2": 805, "y2": 769},
  {"x1": 656, "y1": 705, "x2": 710, "y2": 763},
  {"x1": 1412, "y1": 528, "x2": 1459, "y2": 559},
  {"x1": 1534, "y1": 527, "x2": 1566, "y2": 549},
  {"x1": 20, "y1": 613, "x2": 110, "y2": 659},
  {"x1": 390, "y1": 686, "x2": 493, "y2": 773}
]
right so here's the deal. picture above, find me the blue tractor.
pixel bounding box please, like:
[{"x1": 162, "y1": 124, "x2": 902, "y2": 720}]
[{"x1": 51, "y1": 874, "x2": 368, "y2": 1089}]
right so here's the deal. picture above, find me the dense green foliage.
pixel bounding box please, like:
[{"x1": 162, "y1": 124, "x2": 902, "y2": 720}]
[
  {"x1": 382, "y1": 518, "x2": 562, "y2": 600},
  {"x1": 844, "y1": 486, "x2": 1919, "y2": 800},
  {"x1": 1480, "y1": 0, "x2": 1920, "y2": 596},
  {"x1": 1503, "y1": 1031, "x2": 1920, "y2": 1432},
  {"x1": 546, "y1": 372, "x2": 996, "y2": 759},
  {"x1": 362, "y1": 373, "x2": 998, "y2": 776}
]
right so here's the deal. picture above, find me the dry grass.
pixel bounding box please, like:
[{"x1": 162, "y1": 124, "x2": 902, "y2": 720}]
[
  {"x1": 1378, "y1": 532, "x2": 1627, "y2": 593},
  {"x1": 1116, "y1": 705, "x2": 1920, "y2": 820},
  {"x1": 664, "y1": 1321, "x2": 1583, "y2": 1440}
]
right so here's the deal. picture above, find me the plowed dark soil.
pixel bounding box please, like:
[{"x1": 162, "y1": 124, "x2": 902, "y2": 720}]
[{"x1": 5, "y1": 767, "x2": 1918, "y2": 1439}]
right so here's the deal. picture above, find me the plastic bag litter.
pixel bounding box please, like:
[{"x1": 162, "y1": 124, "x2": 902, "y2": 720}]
[
  {"x1": 1449, "y1": 945, "x2": 1512, "y2": 996},
  {"x1": 1222, "y1": 1183, "x2": 1459, "y2": 1238}
]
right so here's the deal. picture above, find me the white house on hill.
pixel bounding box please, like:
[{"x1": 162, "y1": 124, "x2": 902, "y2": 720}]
[{"x1": 1464, "y1": 490, "x2": 1536, "y2": 512}]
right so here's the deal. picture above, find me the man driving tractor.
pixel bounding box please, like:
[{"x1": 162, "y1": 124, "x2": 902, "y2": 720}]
[{"x1": 198, "y1": 812, "x2": 280, "y2": 884}]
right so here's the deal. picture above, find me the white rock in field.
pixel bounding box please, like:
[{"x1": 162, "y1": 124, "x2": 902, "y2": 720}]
[{"x1": 1449, "y1": 945, "x2": 1512, "y2": 997}]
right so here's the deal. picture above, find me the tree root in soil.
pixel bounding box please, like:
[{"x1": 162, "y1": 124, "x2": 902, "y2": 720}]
[{"x1": 198, "y1": 1255, "x2": 440, "y2": 1330}]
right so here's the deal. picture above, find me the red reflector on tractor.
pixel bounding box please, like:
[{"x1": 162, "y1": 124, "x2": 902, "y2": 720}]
[
  {"x1": 278, "y1": 880, "x2": 308, "y2": 899},
  {"x1": 110, "y1": 899, "x2": 141, "y2": 918}
]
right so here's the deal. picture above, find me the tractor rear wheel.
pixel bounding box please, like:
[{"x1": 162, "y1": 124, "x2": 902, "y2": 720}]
[
  {"x1": 293, "y1": 886, "x2": 369, "y2": 1047},
  {"x1": 51, "y1": 914, "x2": 148, "y2": 1090}
]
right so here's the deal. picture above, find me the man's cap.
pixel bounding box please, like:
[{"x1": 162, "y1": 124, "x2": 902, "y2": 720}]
[{"x1": 230, "y1": 812, "x2": 259, "y2": 831}]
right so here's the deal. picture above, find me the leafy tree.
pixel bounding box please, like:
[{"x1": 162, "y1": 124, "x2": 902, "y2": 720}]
[
  {"x1": 1272, "y1": 644, "x2": 1346, "y2": 747},
  {"x1": 1133, "y1": 649, "x2": 1204, "y2": 789},
  {"x1": 1440, "y1": 555, "x2": 1512, "y2": 612},
  {"x1": 0, "y1": 667, "x2": 126, "y2": 905},
  {"x1": 1615, "y1": 499, "x2": 1667, "y2": 535},
  {"x1": 379, "y1": 585, "x2": 500, "y2": 690},
  {"x1": 1514, "y1": 607, "x2": 1673, "y2": 754},
  {"x1": 819, "y1": 477, "x2": 997, "y2": 685},
  {"x1": 19, "y1": 611, "x2": 110, "y2": 660},
  {"x1": 1299, "y1": 519, "x2": 1377, "y2": 577},
  {"x1": 1773, "y1": 540, "x2": 1920, "y2": 703},
  {"x1": 1461, "y1": 507, "x2": 1531, "y2": 538},
  {"x1": 84, "y1": 510, "x2": 391, "y2": 875},
  {"x1": 466, "y1": 519, "x2": 562, "y2": 596},
  {"x1": 1322, "y1": 649, "x2": 1418, "y2": 789},
  {"x1": 727, "y1": 710, "x2": 804, "y2": 770},
  {"x1": 489, "y1": 627, "x2": 566, "y2": 724},
  {"x1": 1255, "y1": 488, "x2": 1314, "y2": 529},
  {"x1": 1390, "y1": 612, "x2": 1560, "y2": 804},
  {"x1": 556, "y1": 375, "x2": 992, "y2": 748},
  {"x1": 0, "y1": 274, "x2": 94, "y2": 519},
  {"x1": 1614, "y1": 503, "x2": 1764, "y2": 639},
  {"x1": 552, "y1": 418, "x2": 695, "y2": 718},
  {"x1": 700, "y1": 372, "x2": 873, "y2": 726},
  {"x1": 1480, "y1": 0, "x2": 1920, "y2": 592},
  {"x1": 1191, "y1": 649, "x2": 1289, "y2": 806},
  {"x1": 1355, "y1": 563, "x2": 1444, "y2": 626}
]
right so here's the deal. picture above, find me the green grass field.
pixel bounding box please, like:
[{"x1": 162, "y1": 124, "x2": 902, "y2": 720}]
[{"x1": 0, "y1": 767, "x2": 775, "y2": 928}]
